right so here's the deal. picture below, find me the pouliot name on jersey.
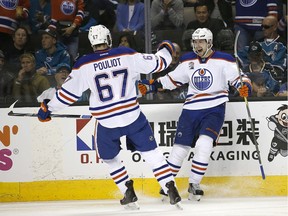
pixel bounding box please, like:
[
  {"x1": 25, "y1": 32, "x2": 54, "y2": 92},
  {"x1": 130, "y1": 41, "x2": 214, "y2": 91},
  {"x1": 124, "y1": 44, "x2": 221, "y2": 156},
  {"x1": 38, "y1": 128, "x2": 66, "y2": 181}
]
[{"x1": 93, "y1": 58, "x2": 121, "y2": 71}]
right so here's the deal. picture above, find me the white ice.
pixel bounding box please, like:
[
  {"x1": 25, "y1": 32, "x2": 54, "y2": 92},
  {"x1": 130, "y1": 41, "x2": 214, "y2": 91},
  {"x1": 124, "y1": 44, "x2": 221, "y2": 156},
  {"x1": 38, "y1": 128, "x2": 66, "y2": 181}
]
[{"x1": 1, "y1": 196, "x2": 287, "y2": 216}]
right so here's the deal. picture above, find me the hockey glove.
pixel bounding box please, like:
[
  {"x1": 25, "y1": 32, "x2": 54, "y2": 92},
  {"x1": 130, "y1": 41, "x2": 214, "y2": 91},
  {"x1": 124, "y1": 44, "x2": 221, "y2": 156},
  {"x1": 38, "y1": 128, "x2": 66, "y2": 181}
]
[
  {"x1": 138, "y1": 79, "x2": 162, "y2": 95},
  {"x1": 38, "y1": 99, "x2": 52, "y2": 122},
  {"x1": 238, "y1": 84, "x2": 249, "y2": 98},
  {"x1": 157, "y1": 40, "x2": 175, "y2": 56}
]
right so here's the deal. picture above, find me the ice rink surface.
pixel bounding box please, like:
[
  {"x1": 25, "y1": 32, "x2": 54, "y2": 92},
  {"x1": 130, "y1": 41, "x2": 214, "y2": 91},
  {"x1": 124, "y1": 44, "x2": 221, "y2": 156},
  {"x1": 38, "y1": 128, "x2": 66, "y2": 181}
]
[{"x1": 1, "y1": 196, "x2": 287, "y2": 216}]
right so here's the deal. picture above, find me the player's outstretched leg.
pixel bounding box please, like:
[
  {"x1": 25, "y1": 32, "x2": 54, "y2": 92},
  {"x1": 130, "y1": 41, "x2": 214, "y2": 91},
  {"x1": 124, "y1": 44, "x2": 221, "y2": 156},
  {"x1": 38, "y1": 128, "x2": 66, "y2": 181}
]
[
  {"x1": 166, "y1": 181, "x2": 182, "y2": 206},
  {"x1": 120, "y1": 180, "x2": 139, "y2": 210},
  {"x1": 188, "y1": 183, "x2": 204, "y2": 201}
]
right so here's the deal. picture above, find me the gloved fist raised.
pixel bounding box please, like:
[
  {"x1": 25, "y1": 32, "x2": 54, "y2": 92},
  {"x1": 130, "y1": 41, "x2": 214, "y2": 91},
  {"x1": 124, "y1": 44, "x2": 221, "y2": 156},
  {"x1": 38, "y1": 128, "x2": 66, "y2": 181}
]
[
  {"x1": 238, "y1": 84, "x2": 249, "y2": 98},
  {"x1": 157, "y1": 40, "x2": 175, "y2": 56},
  {"x1": 38, "y1": 99, "x2": 52, "y2": 122},
  {"x1": 138, "y1": 79, "x2": 161, "y2": 95}
]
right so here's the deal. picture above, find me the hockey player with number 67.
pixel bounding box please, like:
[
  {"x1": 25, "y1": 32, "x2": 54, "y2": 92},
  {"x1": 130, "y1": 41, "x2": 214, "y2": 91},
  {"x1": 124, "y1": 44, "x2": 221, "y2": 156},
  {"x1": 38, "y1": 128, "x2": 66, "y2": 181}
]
[
  {"x1": 138, "y1": 28, "x2": 252, "y2": 201},
  {"x1": 37, "y1": 25, "x2": 182, "y2": 209}
]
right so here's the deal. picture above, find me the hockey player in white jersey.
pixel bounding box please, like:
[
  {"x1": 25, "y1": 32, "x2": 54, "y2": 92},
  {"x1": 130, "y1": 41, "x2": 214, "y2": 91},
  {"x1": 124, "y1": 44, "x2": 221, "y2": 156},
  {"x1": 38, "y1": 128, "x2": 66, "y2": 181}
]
[
  {"x1": 37, "y1": 25, "x2": 182, "y2": 209},
  {"x1": 138, "y1": 28, "x2": 251, "y2": 201}
]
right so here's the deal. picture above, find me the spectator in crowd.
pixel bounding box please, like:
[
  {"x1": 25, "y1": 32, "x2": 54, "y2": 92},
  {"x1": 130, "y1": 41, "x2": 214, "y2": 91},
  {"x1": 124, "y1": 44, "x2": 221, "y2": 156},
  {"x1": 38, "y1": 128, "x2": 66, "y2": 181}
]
[
  {"x1": 238, "y1": 16, "x2": 287, "y2": 80},
  {"x1": 234, "y1": 0, "x2": 278, "y2": 58},
  {"x1": 37, "y1": 63, "x2": 70, "y2": 102},
  {"x1": 260, "y1": 16, "x2": 287, "y2": 80},
  {"x1": 276, "y1": 82, "x2": 287, "y2": 97},
  {"x1": 182, "y1": 0, "x2": 198, "y2": 7},
  {"x1": 80, "y1": 0, "x2": 118, "y2": 32},
  {"x1": 35, "y1": 28, "x2": 71, "y2": 79},
  {"x1": 116, "y1": 0, "x2": 145, "y2": 34},
  {"x1": 28, "y1": 0, "x2": 51, "y2": 34},
  {"x1": 152, "y1": 42, "x2": 187, "y2": 100},
  {"x1": 80, "y1": 0, "x2": 115, "y2": 32},
  {"x1": 0, "y1": 1, "x2": 30, "y2": 49},
  {"x1": 37, "y1": 62, "x2": 90, "y2": 102},
  {"x1": 248, "y1": 73, "x2": 274, "y2": 97},
  {"x1": 151, "y1": 0, "x2": 184, "y2": 30},
  {"x1": 48, "y1": 0, "x2": 85, "y2": 62},
  {"x1": 278, "y1": 13, "x2": 287, "y2": 41},
  {"x1": 184, "y1": 0, "x2": 233, "y2": 29},
  {"x1": 208, "y1": 0, "x2": 234, "y2": 29},
  {"x1": 79, "y1": 0, "x2": 97, "y2": 32},
  {"x1": 12, "y1": 52, "x2": 50, "y2": 103},
  {"x1": 242, "y1": 42, "x2": 279, "y2": 95},
  {"x1": 215, "y1": 28, "x2": 234, "y2": 54},
  {"x1": 0, "y1": 50, "x2": 14, "y2": 103},
  {"x1": 117, "y1": 32, "x2": 138, "y2": 49},
  {"x1": 183, "y1": 0, "x2": 225, "y2": 50},
  {"x1": 2, "y1": 26, "x2": 34, "y2": 76}
]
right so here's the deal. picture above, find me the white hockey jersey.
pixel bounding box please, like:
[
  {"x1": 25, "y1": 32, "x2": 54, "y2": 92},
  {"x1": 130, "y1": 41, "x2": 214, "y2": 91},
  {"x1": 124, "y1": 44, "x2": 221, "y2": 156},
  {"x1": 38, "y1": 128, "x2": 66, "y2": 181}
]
[
  {"x1": 37, "y1": 87, "x2": 57, "y2": 102},
  {"x1": 159, "y1": 51, "x2": 250, "y2": 110},
  {"x1": 47, "y1": 46, "x2": 172, "y2": 128}
]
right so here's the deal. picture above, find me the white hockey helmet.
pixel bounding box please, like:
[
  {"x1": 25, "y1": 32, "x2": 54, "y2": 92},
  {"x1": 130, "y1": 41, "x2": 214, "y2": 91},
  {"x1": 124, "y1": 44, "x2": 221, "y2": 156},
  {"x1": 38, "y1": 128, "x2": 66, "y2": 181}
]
[
  {"x1": 88, "y1": 25, "x2": 112, "y2": 48},
  {"x1": 191, "y1": 28, "x2": 213, "y2": 55}
]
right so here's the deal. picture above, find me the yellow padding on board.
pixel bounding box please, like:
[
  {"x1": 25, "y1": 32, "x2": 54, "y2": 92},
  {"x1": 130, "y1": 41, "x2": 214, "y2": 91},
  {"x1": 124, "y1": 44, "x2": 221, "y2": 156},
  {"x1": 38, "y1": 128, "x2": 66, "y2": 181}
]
[{"x1": 0, "y1": 176, "x2": 287, "y2": 202}]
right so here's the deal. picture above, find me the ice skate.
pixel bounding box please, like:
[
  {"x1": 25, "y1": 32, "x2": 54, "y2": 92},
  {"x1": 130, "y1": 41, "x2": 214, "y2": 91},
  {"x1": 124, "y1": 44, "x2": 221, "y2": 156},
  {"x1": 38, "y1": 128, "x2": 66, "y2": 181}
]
[
  {"x1": 268, "y1": 153, "x2": 275, "y2": 162},
  {"x1": 165, "y1": 181, "x2": 183, "y2": 210},
  {"x1": 188, "y1": 183, "x2": 204, "y2": 201},
  {"x1": 120, "y1": 180, "x2": 140, "y2": 210},
  {"x1": 159, "y1": 188, "x2": 168, "y2": 202}
]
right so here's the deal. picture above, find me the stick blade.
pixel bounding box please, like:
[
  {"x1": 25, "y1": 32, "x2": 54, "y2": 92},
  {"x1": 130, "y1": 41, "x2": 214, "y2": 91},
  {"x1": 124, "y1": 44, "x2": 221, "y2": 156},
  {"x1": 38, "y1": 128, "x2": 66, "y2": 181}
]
[{"x1": 260, "y1": 165, "x2": 266, "y2": 180}]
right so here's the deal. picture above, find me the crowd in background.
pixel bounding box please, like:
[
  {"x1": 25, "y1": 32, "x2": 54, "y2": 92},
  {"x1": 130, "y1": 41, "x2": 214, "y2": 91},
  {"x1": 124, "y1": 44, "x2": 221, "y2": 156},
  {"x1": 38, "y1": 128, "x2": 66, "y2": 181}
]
[{"x1": 0, "y1": 0, "x2": 287, "y2": 105}]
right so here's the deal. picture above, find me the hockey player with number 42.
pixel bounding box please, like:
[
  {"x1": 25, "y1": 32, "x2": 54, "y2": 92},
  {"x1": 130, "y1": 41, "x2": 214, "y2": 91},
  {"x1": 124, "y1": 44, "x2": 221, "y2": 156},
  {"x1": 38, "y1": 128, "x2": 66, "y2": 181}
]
[
  {"x1": 138, "y1": 28, "x2": 252, "y2": 201},
  {"x1": 37, "y1": 25, "x2": 182, "y2": 209}
]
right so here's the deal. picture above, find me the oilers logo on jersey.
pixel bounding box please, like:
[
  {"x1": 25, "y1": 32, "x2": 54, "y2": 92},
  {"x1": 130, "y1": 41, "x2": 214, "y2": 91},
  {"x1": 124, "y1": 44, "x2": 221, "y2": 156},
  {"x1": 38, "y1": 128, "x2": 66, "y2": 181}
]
[
  {"x1": 61, "y1": 1, "x2": 75, "y2": 15},
  {"x1": 0, "y1": 0, "x2": 17, "y2": 9},
  {"x1": 191, "y1": 68, "x2": 213, "y2": 91},
  {"x1": 240, "y1": 0, "x2": 257, "y2": 7}
]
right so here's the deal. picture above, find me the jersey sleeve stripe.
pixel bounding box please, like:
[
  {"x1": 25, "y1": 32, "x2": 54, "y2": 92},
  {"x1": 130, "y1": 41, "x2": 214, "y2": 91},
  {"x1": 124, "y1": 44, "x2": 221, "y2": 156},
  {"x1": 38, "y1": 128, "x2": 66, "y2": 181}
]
[
  {"x1": 62, "y1": 87, "x2": 80, "y2": 97},
  {"x1": 55, "y1": 87, "x2": 80, "y2": 105},
  {"x1": 168, "y1": 75, "x2": 183, "y2": 87},
  {"x1": 150, "y1": 56, "x2": 168, "y2": 73},
  {"x1": 56, "y1": 92, "x2": 71, "y2": 105},
  {"x1": 150, "y1": 58, "x2": 160, "y2": 73}
]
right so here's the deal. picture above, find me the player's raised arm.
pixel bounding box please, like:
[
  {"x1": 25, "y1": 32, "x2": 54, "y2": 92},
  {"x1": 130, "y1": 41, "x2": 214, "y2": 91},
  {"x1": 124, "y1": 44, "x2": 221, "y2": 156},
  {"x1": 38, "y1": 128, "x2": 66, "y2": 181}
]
[{"x1": 134, "y1": 40, "x2": 175, "y2": 75}]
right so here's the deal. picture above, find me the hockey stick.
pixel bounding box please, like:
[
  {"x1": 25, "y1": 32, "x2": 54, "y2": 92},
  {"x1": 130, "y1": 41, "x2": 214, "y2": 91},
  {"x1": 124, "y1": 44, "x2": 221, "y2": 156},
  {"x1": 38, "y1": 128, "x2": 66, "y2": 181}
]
[
  {"x1": 8, "y1": 110, "x2": 92, "y2": 119},
  {"x1": 7, "y1": 100, "x2": 92, "y2": 119},
  {"x1": 234, "y1": 31, "x2": 266, "y2": 180}
]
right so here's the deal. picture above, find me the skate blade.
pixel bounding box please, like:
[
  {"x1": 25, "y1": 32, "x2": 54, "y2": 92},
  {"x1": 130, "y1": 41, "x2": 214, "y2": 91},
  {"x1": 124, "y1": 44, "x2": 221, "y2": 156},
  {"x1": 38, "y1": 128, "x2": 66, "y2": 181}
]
[
  {"x1": 188, "y1": 193, "x2": 202, "y2": 201},
  {"x1": 124, "y1": 202, "x2": 140, "y2": 210},
  {"x1": 161, "y1": 194, "x2": 169, "y2": 203},
  {"x1": 175, "y1": 201, "x2": 183, "y2": 210}
]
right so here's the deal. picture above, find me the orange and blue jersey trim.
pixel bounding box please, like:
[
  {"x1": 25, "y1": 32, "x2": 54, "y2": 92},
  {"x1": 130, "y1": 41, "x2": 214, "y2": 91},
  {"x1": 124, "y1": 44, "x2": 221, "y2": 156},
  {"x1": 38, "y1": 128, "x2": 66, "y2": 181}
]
[
  {"x1": 89, "y1": 97, "x2": 140, "y2": 120},
  {"x1": 184, "y1": 91, "x2": 229, "y2": 105},
  {"x1": 56, "y1": 87, "x2": 80, "y2": 105}
]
